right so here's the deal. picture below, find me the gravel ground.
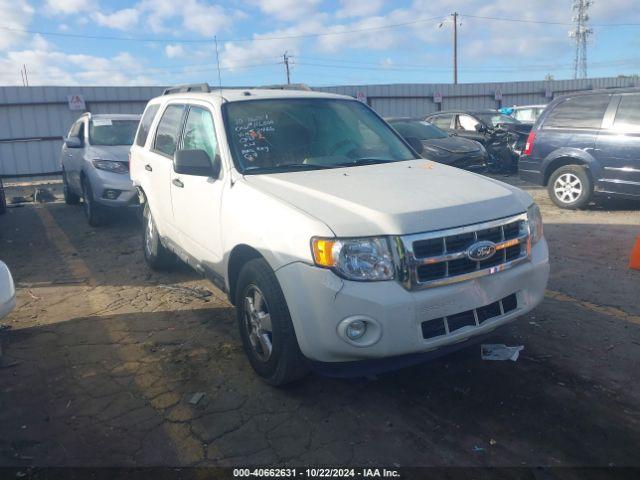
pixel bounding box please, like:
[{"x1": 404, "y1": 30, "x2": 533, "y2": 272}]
[{"x1": 0, "y1": 175, "x2": 639, "y2": 468}]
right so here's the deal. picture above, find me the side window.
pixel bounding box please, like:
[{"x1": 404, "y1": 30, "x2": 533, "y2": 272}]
[
  {"x1": 456, "y1": 114, "x2": 478, "y2": 131},
  {"x1": 544, "y1": 94, "x2": 611, "y2": 129},
  {"x1": 430, "y1": 114, "x2": 452, "y2": 129},
  {"x1": 182, "y1": 106, "x2": 218, "y2": 163},
  {"x1": 612, "y1": 94, "x2": 640, "y2": 133},
  {"x1": 136, "y1": 104, "x2": 160, "y2": 147},
  {"x1": 153, "y1": 104, "x2": 185, "y2": 157},
  {"x1": 514, "y1": 109, "x2": 533, "y2": 122}
]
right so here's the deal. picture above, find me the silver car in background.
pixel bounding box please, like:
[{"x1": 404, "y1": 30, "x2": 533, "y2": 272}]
[{"x1": 61, "y1": 113, "x2": 141, "y2": 226}]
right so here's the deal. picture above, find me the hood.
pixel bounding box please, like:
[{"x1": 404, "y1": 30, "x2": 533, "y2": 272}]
[
  {"x1": 243, "y1": 159, "x2": 532, "y2": 237},
  {"x1": 86, "y1": 145, "x2": 131, "y2": 162},
  {"x1": 422, "y1": 136, "x2": 480, "y2": 154}
]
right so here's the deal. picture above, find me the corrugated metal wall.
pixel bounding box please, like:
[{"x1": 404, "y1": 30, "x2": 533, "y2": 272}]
[
  {"x1": 1, "y1": 77, "x2": 636, "y2": 176},
  {"x1": 317, "y1": 77, "x2": 636, "y2": 117},
  {"x1": 0, "y1": 86, "x2": 164, "y2": 176}
]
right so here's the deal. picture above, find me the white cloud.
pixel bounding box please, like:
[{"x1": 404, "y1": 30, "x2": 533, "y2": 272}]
[
  {"x1": 165, "y1": 44, "x2": 185, "y2": 58},
  {"x1": 244, "y1": 0, "x2": 320, "y2": 22},
  {"x1": 336, "y1": 0, "x2": 384, "y2": 19},
  {"x1": 44, "y1": 0, "x2": 90, "y2": 14},
  {"x1": 0, "y1": 0, "x2": 34, "y2": 50},
  {"x1": 0, "y1": 38, "x2": 155, "y2": 86},
  {"x1": 182, "y1": 2, "x2": 231, "y2": 36},
  {"x1": 91, "y1": 8, "x2": 139, "y2": 31}
]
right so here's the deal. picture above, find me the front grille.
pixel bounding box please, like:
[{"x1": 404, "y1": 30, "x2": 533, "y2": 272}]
[
  {"x1": 401, "y1": 213, "x2": 530, "y2": 290},
  {"x1": 421, "y1": 293, "x2": 519, "y2": 340}
]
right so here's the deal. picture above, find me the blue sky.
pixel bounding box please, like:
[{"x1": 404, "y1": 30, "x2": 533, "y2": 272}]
[{"x1": 1, "y1": 0, "x2": 639, "y2": 86}]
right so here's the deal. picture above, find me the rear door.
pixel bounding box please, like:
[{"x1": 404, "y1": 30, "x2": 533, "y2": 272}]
[
  {"x1": 593, "y1": 93, "x2": 640, "y2": 197},
  {"x1": 170, "y1": 103, "x2": 225, "y2": 265},
  {"x1": 147, "y1": 103, "x2": 186, "y2": 237}
]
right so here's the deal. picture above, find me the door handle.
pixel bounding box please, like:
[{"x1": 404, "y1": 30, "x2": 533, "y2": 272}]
[
  {"x1": 172, "y1": 178, "x2": 184, "y2": 188},
  {"x1": 145, "y1": 164, "x2": 153, "y2": 172},
  {"x1": 67, "y1": 154, "x2": 73, "y2": 158}
]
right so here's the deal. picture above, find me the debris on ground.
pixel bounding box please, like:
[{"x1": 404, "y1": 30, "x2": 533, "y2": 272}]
[
  {"x1": 0, "y1": 324, "x2": 12, "y2": 331},
  {"x1": 11, "y1": 196, "x2": 31, "y2": 204},
  {"x1": 158, "y1": 285, "x2": 213, "y2": 301},
  {"x1": 189, "y1": 392, "x2": 206, "y2": 405},
  {"x1": 481, "y1": 344, "x2": 524, "y2": 361},
  {"x1": 34, "y1": 188, "x2": 56, "y2": 203}
]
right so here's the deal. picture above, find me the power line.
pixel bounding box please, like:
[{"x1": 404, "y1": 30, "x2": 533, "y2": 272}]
[{"x1": 461, "y1": 13, "x2": 640, "y2": 27}]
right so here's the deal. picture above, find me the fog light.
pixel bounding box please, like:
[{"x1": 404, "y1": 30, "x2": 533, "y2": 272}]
[
  {"x1": 345, "y1": 319, "x2": 367, "y2": 340},
  {"x1": 103, "y1": 189, "x2": 121, "y2": 200}
]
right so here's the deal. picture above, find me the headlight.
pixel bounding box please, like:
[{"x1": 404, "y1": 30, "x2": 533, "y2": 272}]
[
  {"x1": 92, "y1": 159, "x2": 129, "y2": 174},
  {"x1": 527, "y1": 203, "x2": 543, "y2": 244},
  {"x1": 311, "y1": 237, "x2": 395, "y2": 281}
]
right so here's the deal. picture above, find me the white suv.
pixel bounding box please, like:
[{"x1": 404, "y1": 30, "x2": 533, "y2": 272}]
[{"x1": 130, "y1": 84, "x2": 549, "y2": 385}]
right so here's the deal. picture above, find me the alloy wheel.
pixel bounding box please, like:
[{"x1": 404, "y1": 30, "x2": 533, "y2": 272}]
[
  {"x1": 243, "y1": 285, "x2": 273, "y2": 362},
  {"x1": 553, "y1": 173, "x2": 583, "y2": 204}
]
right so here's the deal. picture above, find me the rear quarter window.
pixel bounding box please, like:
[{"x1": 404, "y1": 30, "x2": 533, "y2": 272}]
[
  {"x1": 136, "y1": 104, "x2": 160, "y2": 147},
  {"x1": 543, "y1": 94, "x2": 611, "y2": 129}
]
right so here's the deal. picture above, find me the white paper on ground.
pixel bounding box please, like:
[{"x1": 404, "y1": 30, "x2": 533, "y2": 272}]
[{"x1": 481, "y1": 344, "x2": 524, "y2": 361}]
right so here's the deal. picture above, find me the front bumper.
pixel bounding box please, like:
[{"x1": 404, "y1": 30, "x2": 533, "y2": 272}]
[
  {"x1": 85, "y1": 167, "x2": 138, "y2": 207},
  {"x1": 276, "y1": 239, "x2": 549, "y2": 363}
]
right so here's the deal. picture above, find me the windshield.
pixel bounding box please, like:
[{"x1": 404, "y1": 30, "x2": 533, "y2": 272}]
[
  {"x1": 389, "y1": 120, "x2": 448, "y2": 140},
  {"x1": 475, "y1": 113, "x2": 520, "y2": 127},
  {"x1": 89, "y1": 119, "x2": 139, "y2": 146},
  {"x1": 223, "y1": 99, "x2": 417, "y2": 173}
]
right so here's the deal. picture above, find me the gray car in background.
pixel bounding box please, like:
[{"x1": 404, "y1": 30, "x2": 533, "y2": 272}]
[{"x1": 61, "y1": 113, "x2": 140, "y2": 226}]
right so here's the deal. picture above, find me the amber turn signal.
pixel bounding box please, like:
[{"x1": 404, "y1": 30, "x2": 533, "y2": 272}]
[{"x1": 312, "y1": 238, "x2": 336, "y2": 267}]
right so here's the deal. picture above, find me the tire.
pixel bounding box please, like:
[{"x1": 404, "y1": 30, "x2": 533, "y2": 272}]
[
  {"x1": 142, "y1": 203, "x2": 176, "y2": 270},
  {"x1": 0, "y1": 179, "x2": 6, "y2": 215},
  {"x1": 236, "y1": 258, "x2": 309, "y2": 386},
  {"x1": 81, "y1": 177, "x2": 108, "y2": 227},
  {"x1": 547, "y1": 165, "x2": 593, "y2": 209},
  {"x1": 62, "y1": 170, "x2": 80, "y2": 205}
]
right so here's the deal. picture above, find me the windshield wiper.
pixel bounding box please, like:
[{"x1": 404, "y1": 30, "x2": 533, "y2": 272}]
[
  {"x1": 336, "y1": 158, "x2": 396, "y2": 167},
  {"x1": 243, "y1": 163, "x2": 334, "y2": 174}
]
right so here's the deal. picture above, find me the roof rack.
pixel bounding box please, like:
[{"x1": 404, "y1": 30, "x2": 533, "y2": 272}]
[
  {"x1": 163, "y1": 83, "x2": 211, "y2": 95},
  {"x1": 257, "y1": 83, "x2": 312, "y2": 91}
]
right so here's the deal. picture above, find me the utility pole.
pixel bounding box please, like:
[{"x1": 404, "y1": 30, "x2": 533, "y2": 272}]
[
  {"x1": 23, "y1": 65, "x2": 29, "y2": 86},
  {"x1": 570, "y1": 0, "x2": 593, "y2": 79},
  {"x1": 452, "y1": 12, "x2": 458, "y2": 85},
  {"x1": 283, "y1": 51, "x2": 291, "y2": 84}
]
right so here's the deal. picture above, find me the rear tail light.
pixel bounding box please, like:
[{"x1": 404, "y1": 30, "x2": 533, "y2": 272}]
[{"x1": 523, "y1": 131, "x2": 536, "y2": 156}]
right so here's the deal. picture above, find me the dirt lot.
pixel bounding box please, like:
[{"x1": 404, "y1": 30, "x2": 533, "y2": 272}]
[{"x1": 0, "y1": 176, "x2": 639, "y2": 468}]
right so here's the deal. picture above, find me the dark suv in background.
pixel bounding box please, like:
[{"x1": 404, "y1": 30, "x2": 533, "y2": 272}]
[{"x1": 520, "y1": 88, "x2": 640, "y2": 209}]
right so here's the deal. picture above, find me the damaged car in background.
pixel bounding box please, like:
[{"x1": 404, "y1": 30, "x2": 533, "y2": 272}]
[
  {"x1": 386, "y1": 117, "x2": 488, "y2": 172},
  {"x1": 425, "y1": 109, "x2": 532, "y2": 172}
]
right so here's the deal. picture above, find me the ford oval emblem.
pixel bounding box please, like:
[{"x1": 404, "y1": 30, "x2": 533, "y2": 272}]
[{"x1": 467, "y1": 240, "x2": 497, "y2": 262}]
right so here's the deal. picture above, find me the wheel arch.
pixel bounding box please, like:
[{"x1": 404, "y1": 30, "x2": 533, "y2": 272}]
[
  {"x1": 543, "y1": 155, "x2": 594, "y2": 186},
  {"x1": 227, "y1": 244, "x2": 265, "y2": 305}
]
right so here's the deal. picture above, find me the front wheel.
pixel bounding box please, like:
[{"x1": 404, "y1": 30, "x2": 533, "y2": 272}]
[
  {"x1": 547, "y1": 165, "x2": 593, "y2": 209},
  {"x1": 81, "y1": 178, "x2": 107, "y2": 227},
  {"x1": 236, "y1": 258, "x2": 309, "y2": 386},
  {"x1": 63, "y1": 170, "x2": 80, "y2": 205}
]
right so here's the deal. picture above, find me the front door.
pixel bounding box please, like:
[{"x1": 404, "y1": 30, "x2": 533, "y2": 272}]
[
  {"x1": 594, "y1": 93, "x2": 640, "y2": 197},
  {"x1": 170, "y1": 104, "x2": 224, "y2": 267}
]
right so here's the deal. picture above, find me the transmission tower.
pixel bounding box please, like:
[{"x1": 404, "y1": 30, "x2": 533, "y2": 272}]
[{"x1": 569, "y1": 0, "x2": 593, "y2": 79}]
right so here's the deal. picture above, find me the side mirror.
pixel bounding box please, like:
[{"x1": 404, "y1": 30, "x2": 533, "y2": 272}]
[
  {"x1": 0, "y1": 261, "x2": 16, "y2": 320},
  {"x1": 405, "y1": 137, "x2": 424, "y2": 155},
  {"x1": 174, "y1": 149, "x2": 219, "y2": 177},
  {"x1": 474, "y1": 124, "x2": 487, "y2": 133},
  {"x1": 64, "y1": 136, "x2": 82, "y2": 148}
]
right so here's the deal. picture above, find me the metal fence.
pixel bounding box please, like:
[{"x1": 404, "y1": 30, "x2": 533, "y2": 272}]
[{"x1": 1, "y1": 77, "x2": 637, "y2": 176}]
